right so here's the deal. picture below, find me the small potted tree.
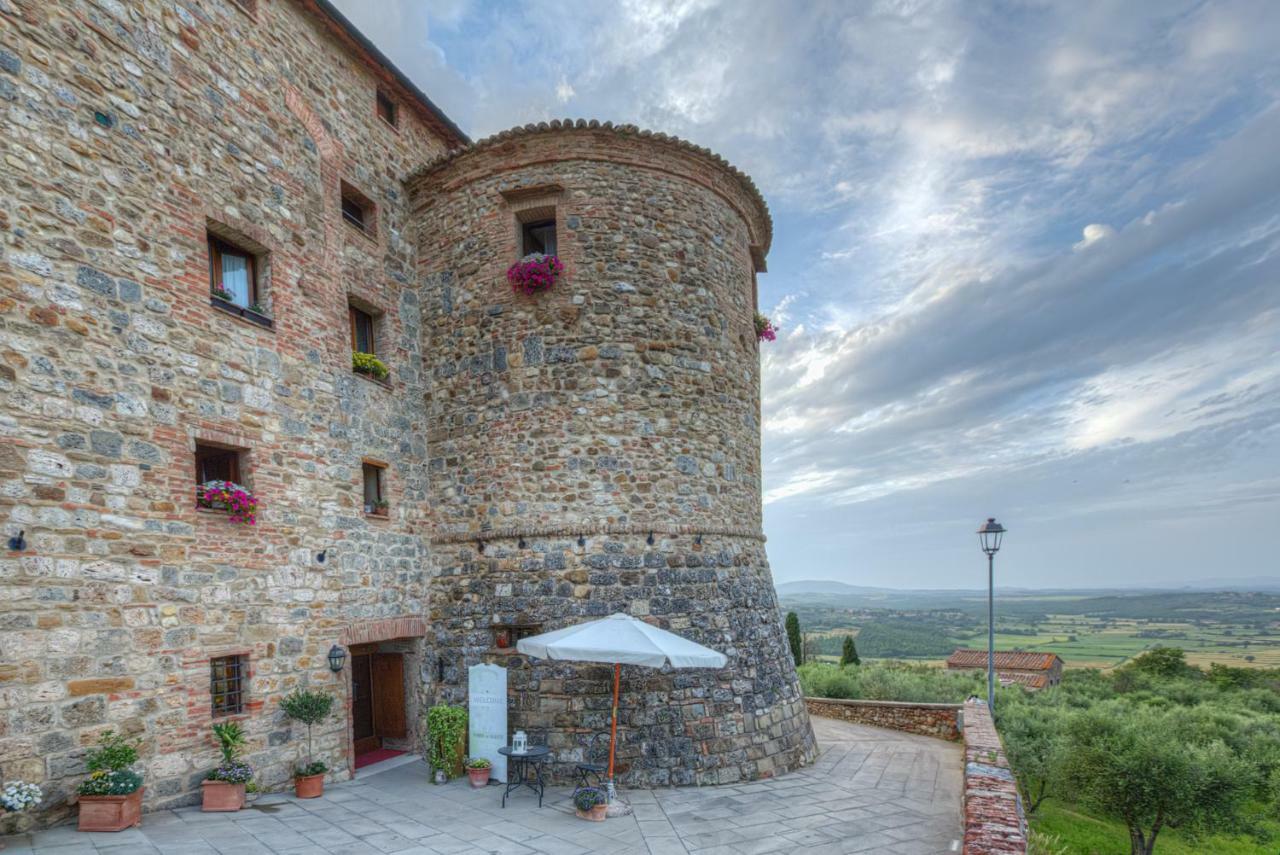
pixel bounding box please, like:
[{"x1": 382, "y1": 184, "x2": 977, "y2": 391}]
[
  {"x1": 464, "y1": 757, "x2": 491, "y2": 788},
  {"x1": 77, "y1": 731, "x2": 144, "y2": 832},
  {"x1": 573, "y1": 786, "x2": 607, "y2": 822},
  {"x1": 280, "y1": 689, "x2": 334, "y2": 799},
  {"x1": 201, "y1": 721, "x2": 252, "y2": 811}
]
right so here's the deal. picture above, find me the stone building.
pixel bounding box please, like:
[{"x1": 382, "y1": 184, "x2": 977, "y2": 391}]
[
  {"x1": 0, "y1": 0, "x2": 816, "y2": 827},
  {"x1": 946, "y1": 650, "x2": 1065, "y2": 689}
]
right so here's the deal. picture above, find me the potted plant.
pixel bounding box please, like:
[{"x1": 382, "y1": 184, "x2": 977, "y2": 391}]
[
  {"x1": 352, "y1": 351, "x2": 389, "y2": 381},
  {"x1": 464, "y1": 757, "x2": 491, "y2": 789},
  {"x1": 507, "y1": 253, "x2": 563, "y2": 296},
  {"x1": 369, "y1": 498, "x2": 389, "y2": 516},
  {"x1": 573, "y1": 786, "x2": 607, "y2": 822},
  {"x1": 196, "y1": 480, "x2": 260, "y2": 525},
  {"x1": 425, "y1": 705, "x2": 467, "y2": 783},
  {"x1": 1, "y1": 780, "x2": 43, "y2": 838},
  {"x1": 76, "y1": 731, "x2": 144, "y2": 832},
  {"x1": 201, "y1": 721, "x2": 252, "y2": 811},
  {"x1": 280, "y1": 689, "x2": 334, "y2": 799},
  {"x1": 244, "y1": 779, "x2": 260, "y2": 804},
  {"x1": 754, "y1": 312, "x2": 777, "y2": 342}
]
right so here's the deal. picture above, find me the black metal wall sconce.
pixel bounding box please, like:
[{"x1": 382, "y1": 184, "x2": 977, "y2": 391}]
[
  {"x1": 327, "y1": 644, "x2": 347, "y2": 673},
  {"x1": 6, "y1": 530, "x2": 26, "y2": 552}
]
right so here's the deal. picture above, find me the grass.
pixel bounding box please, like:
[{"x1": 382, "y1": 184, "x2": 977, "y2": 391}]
[{"x1": 1031, "y1": 802, "x2": 1277, "y2": 855}]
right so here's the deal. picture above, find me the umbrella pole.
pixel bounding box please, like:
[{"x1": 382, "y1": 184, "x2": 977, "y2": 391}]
[
  {"x1": 603, "y1": 662, "x2": 631, "y2": 815},
  {"x1": 607, "y1": 662, "x2": 619, "y2": 794}
]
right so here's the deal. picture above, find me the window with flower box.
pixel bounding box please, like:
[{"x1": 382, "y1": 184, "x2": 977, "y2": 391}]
[
  {"x1": 521, "y1": 219, "x2": 557, "y2": 256},
  {"x1": 195, "y1": 444, "x2": 242, "y2": 486},
  {"x1": 207, "y1": 226, "x2": 270, "y2": 327}
]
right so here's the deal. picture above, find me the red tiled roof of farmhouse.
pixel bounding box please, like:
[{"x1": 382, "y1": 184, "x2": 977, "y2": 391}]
[
  {"x1": 947, "y1": 649, "x2": 1062, "y2": 671},
  {"x1": 998, "y1": 672, "x2": 1050, "y2": 689}
]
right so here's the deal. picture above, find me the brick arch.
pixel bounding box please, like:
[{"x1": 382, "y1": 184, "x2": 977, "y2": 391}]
[{"x1": 339, "y1": 616, "x2": 427, "y2": 646}]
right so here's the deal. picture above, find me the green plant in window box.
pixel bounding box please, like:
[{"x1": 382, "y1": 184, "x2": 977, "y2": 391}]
[
  {"x1": 352, "y1": 351, "x2": 389, "y2": 380},
  {"x1": 248, "y1": 301, "x2": 267, "y2": 316},
  {"x1": 371, "y1": 499, "x2": 389, "y2": 515},
  {"x1": 212, "y1": 286, "x2": 235, "y2": 303}
]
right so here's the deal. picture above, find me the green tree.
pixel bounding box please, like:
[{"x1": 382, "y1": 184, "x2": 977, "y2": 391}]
[
  {"x1": 1059, "y1": 704, "x2": 1253, "y2": 855},
  {"x1": 840, "y1": 636, "x2": 860, "y2": 666},
  {"x1": 280, "y1": 689, "x2": 334, "y2": 774},
  {"x1": 1124, "y1": 646, "x2": 1193, "y2": 679},
  {"x1": 785, "y1": 612, "x2": 803, "y2": 666},
  {"x1": 998, "y1": 703, "x2": 1063, "y2": 815}
]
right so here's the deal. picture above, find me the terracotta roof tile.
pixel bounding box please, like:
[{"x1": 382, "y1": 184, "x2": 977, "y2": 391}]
[{"x1": 946, "y1": 649, "x2": 1061, "y2": 671}]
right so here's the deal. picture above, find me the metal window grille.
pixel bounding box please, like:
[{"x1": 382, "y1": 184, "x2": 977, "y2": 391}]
[{"x1": 211, "y1": 655, "x2": 246, "y2": 717}]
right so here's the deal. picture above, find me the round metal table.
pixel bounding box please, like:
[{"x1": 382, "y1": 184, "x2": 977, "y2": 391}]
[{"x1": 497, "y1": 745, "x2": 550, "y2": 808}]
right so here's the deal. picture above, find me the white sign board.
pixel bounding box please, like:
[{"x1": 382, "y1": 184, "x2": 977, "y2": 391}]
[{"x1": 468, "y1": 663, "x2": 507, "y2": 782}]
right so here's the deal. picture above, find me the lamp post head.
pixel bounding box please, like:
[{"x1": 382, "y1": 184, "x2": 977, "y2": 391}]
[
  {"x1": 327, "y1": 644, "x2": 347, "y2": 673},
  {"x1": 977, "y1": 517, "x2": 1006, "y2": 556}
]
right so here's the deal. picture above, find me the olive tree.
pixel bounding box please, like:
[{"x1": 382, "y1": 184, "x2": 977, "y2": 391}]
[{"x1": 1059, "y1": 704, "x2": 1253, "y2": 855}]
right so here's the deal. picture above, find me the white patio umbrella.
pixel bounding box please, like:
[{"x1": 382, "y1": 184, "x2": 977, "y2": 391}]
[{"x1": 517, "y1": 613, "x2": 728, "y2": 808}]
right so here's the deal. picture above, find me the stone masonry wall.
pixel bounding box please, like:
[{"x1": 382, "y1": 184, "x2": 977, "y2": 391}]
[
  {"x1": 962, "y1": 700, "x2": 1027, "y2": 855},
  {"x1": 0, "y1": 0, "x2": 455, "y2": 827},
  {"x1": 407, "y1": 125, "x2": 817, "y2": 786},
  {"x1": 805, "y1": 697, "x2": 962, "y2": 741}
]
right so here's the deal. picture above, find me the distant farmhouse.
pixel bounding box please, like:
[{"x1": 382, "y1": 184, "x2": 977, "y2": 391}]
[{"x1": 946, "y1": 650, "x2": 1065, "y2": 689}]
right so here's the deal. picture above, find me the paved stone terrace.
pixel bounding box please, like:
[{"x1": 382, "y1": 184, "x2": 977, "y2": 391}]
[{"x1": 2, "y1": 718, "x2": 961, "y2": 855}]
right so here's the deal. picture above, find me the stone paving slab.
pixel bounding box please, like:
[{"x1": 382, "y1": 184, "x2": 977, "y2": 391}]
[{"x1": 3, "y1": 717, "x2": 961, "y2": 854}]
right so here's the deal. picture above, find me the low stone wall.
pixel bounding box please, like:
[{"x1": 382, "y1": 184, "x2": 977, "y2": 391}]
[
  {"x1": 804, "y1": 697, "x2": 962, "y2": 741},
  {"x1": 962, "y1": 700, "x2": 1027, "y2": 854}
]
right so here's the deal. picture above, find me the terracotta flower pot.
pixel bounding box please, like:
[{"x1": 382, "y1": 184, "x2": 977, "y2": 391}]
[
  {"x1": 78, "y1": 786, "x2": 144, "y2": 832},
  {"x1": 575, "y1": 804, "x2": 607, "y2": 822},
  {"x1": 467, "y1": 767, "x2": 490, "y2": 788},
  {"x1": 294, "y1": 773, "x2": 324, "y2": 799},
  {"x1": 201, "y1": 780, "x2": 245, "y2": 812}
]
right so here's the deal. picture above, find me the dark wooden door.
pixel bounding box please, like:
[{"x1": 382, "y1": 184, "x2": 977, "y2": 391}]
[
  {"x1": 352, "y1": 653, "x2": 377, "y2": 754},
  {"x1": 372, "y1": 653, "x2": 406, "y2": 739}
]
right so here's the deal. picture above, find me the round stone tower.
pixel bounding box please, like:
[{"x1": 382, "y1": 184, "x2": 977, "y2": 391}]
[{"x1": 408, "y1": 120, "x2": 817, "y2": 785}]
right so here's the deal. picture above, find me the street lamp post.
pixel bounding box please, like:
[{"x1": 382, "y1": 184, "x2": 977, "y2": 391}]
[{"x1": 977, "y1": 517, "x2": 1006, "y2": 710}]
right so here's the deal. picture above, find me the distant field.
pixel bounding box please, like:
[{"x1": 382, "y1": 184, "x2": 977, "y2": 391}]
[{"x1": 783, "y1": 589, "x2": 1280, "y2": 671}]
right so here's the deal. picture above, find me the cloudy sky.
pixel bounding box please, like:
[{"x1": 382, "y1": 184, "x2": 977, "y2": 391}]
[{"x1": 334, "y1": 0, "x2": 1280, "y2": 589}]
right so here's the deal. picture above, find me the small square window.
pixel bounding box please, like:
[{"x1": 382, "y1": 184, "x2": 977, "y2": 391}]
[
  {"x1": 522, "y1": 219, "x2": 557, "y2": 256},
  {"x1": 340, "y1": 181, "x2": 375, "y2": 235},
  {"x1": 362, "y1": 462, "x2": 387, "y2": 515},
  {"x1": 210, "y1": 654, "x2": 247, "y2": 717},
  {"x1": 350, "y1": 304, "x2": 376, "y2": 356},
  {"x1": 376, "y1": 90, "x2": 397, "y2": 127},
  {"x1": 195, "y1": 443, "x2": 242, "y2": 487},
  {"x1": 208, "y1": 235, "x2": 259, "y2": 310}
]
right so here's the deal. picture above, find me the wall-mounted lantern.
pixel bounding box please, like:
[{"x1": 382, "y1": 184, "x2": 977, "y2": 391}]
[{"x1": 327, "y1": 644, "x2": 347, "y2": 673}]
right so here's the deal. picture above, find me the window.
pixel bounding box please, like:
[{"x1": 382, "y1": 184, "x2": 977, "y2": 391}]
[
  {"x1": 350, "y1": 305, "x2": 376, "y2": 355},
  {"x1": 362, "y1": 461, "x2": 386, "y2": 515},
  {"x1": 522, "y1": 219, "x2": 557, "y2": 256},
  {"x1": 492, "y1": 624, "x2": 541, "y2": 651},
  {"x1": 195, "y1": 443, "x2": 242, "y2": 486},
  {"x1": 376, "y1": 90, "x2": 397, "y2": 127},
  {"x1": 340, "y1": 181, "x2": 374, "y2": 235},
  {"x1": 210, "y1": 655, "x2": 246, "y2": 717},
  {"x1": 208, "y1": 235, "x2": 258, "y2": 309}
]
